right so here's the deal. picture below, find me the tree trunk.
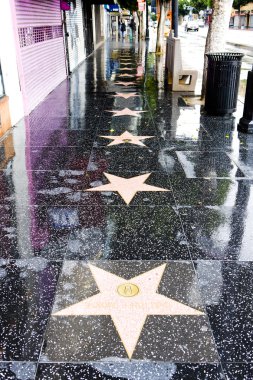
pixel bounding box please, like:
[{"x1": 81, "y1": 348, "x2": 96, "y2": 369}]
[
  {"x1": 156, "y1": 1, "x2": 170, "y2": 53},
  {"x1": 201, "y1": 0, "x2": 233, "y2": 98},
  {"x1": 137, "y1": 11, "x2": 143, "y2": 39}
]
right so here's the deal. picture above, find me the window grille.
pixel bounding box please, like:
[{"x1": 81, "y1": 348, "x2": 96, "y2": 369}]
[{"x1": 18, "y1": 25, "x2": 63, "y2": 47}]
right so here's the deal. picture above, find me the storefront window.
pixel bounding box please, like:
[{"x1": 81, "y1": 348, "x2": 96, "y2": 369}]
[{"x1": 0, "y1": 62, "x2": 5, "y2": 98}]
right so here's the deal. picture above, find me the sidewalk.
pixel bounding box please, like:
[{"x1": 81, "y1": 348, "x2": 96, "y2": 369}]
[
  {"x1": 0, "y1": 39, "x2": 253, "y2": 379},
  {"x1": 197, "y1": 26, "x2": 253, "y2": 52}
]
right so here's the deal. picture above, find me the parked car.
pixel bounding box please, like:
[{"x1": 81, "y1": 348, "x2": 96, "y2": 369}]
[
  {"x1": 198, "y1": 18, "x2": 205, "y2": 27},
  {"x1": 185, "y1": 20, "x2": 199, "y2": 32}
]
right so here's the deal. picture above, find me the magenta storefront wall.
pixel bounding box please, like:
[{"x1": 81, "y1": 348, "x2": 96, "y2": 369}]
[{"x1": 15, "y1": 0, "x2": 67, "y2": 114}]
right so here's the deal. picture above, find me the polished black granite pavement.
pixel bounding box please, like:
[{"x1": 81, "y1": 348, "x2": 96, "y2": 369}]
[{"x1": 1, "y1": 40, "x2": 253, "y2": 379}]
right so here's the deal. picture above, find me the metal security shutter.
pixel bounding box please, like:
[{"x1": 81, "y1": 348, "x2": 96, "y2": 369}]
[
  {"x1": 249, "y1": 15, "x2": 253, "y2": 28},
  {"x1": 65, "y1": 0, "x2": 86, "y2": 72},
  {"x1": 15, "y1": 0, "x2": 67, "y2": 114}
]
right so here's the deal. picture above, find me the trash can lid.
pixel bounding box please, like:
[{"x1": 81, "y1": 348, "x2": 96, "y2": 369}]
[{"x1": 205, "y1": 52, "x2": 244, "y2": 61}]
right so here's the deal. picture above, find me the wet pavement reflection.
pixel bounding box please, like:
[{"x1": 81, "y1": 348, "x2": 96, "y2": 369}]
[{"x1": 1, "y1": 39, "x2": 253, "y2": 379}]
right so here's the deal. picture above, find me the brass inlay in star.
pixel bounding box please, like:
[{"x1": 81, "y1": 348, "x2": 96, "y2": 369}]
[{"x1": 117, "y1": 283, "x2": 140, "y2": 297}]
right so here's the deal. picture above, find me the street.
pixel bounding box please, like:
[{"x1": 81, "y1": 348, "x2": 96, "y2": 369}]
[
  {"x1": 149, "y1": 25, "x2": 253, "y2": 101},
  {"x1": 179, "y1": 26, "x2": 253, "y2": 100}
]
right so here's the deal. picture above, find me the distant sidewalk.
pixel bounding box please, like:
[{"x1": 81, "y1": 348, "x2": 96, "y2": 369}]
[{"x1": 197, "y1": 27, "x2": 253, "y2": 54}]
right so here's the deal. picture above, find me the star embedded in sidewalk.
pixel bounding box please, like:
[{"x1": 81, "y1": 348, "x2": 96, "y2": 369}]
[
  {"x1": 53, "y1": 264, "x2": 204, "y2": 358},
  {"x1": 119, "y1": 68, "x2": 134, "y2": 71},
  {"x1": 85, "y1": 172, "x2": 169, "y2": 204},
  {"x1": 106, "y1": 108, "x2": 146, "y2": 117},
  {"x1": 118, "y1": 73, "x2": 135, "y2": 78},
  {"x1": 114, "y1": 92, "x2": 140, "y2": 99},
  {"x1": 115, "y1": 81, "x2": 136, "y2": 87},
  {"x1": 99, "y1": 131, "x2": 154, "y2": 147}
]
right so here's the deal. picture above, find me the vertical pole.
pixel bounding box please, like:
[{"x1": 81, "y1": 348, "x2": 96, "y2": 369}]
[
  {"x1": 172, "y1": 0, "x2": 178, "y2": 37},
  {"x1": 146, "y1": 1, "x2": 149, "y2": 39},
  {"x1": 116, "y1": 15, "x2": 119, "y2": 41}
]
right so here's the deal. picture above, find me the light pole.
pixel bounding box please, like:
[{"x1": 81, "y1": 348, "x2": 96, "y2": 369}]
[
  {"x1": 172, "y1": 0, "x2": 179, "y2": 37},
  {"x1": 146, "y1": 0, "x2": 149, "y2": 39}
]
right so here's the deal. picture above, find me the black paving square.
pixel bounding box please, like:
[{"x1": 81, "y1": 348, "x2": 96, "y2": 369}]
[
  {"x1": 196, "y1": 261, "x2": 253, "y2": 362},
  {"x1": 0, "y1": 204, "x2": 73, "y2": 259},
  {"x1": 176, "y1": 151, "x2": 245, "y2": 179},
  {"x1": 170, "y1": 176, "x2": 240, "y2": 206},
  {"x1": 0, "y1": 362, "x2": 36, "y2": 380},
  {"x1": 66, "y1": 206, "x2": 188, "y2": 260},
  {"x1": 223, "y1": 363, "x2": 253, "y2": 380},
  {"x1": 179, "y1": 204, "x2": 253, "y2": 260},
  {"x1": 36, "y1": 363, "x2": 224, "y2": 379},
  {"x1": 0, "y1": 259, "x2": 61, "y2": 361}
]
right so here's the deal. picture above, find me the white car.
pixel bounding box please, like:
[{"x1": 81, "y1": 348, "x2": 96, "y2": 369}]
[
  {"x1": 198, "y1": 19, "x2": 205, "y2": 27},
  {"x1": 185, "y1": 20, "x2": 199, "y2": 32}
]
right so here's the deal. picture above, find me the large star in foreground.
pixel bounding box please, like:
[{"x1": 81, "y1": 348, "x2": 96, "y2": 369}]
[
  {"x1": 115, "y1": 81, "x2": 136, "y2": 87},
  {"x1": 114, "y1": 92, "x2": 140, "y2": 99},
  {"x1": 106, "y1": 108, "x2": 146, "y2": 117},
  {"x1": 53, "y1": 264, "x2": 204, "y2": 358},
  {"x1": 85, "y1": 172, "x2": 169, "y2": 204},
  {"x1": 99, "y1": 131, "x2": 154, "y2": 147}
]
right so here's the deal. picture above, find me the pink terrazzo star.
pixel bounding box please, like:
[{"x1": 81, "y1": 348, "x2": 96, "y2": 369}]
[
  {"x1": 113, "y1": 92, "x2": 140, "y2": 99},
  {"x1": 106, "y1": 108, "x2": 146, "y2": 117},
  {"x1": 118, "y1": 73, "x2": 135, "y2": 78},
  {"x1": 115, "y1": 82, "x2": 136, "y2": 87}
]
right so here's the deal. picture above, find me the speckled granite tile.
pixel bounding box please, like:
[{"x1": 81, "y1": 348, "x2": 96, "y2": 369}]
[
  {"x1": 175, "y1": 151, "x2": 245, "y2": 179},
  {"x1": 179, "y1": 204, "x2": 253, "y2": 260},
  {"x1": 170, "y1": 176, "x2": 244, "y2": 206},
  {"x1": 223, "y1": 363, "x2": 253, "y2": 380},
  {"x1": 195, "y1": 261, "x2": 253, "y2": 362},
  {"x1": 0, "y1": 170, "x2": 86, "y2": 206},
  {"x1": 0, "y1": 204, "x2": 73, "y2": 259},
  {"x1": 65, "y1": 206, "x2": 188, "y2": 260},
  {"x1": 0, "y1": 259, "x2": 61, "y2": 361},
  {"x1": 36, "y1": 362, "x2": 224, "y2": 379},
  {"x1": 0, "y1": 362, "x2": 36, "y2": 380}
]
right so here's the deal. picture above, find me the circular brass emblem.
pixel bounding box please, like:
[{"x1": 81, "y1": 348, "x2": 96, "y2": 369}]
[
  {"x1": 117, "y1": 283, "x2": 139, "y2": 297},
  {"x1": 122, "y1": 139, "x2": 132, "y2": 143}
]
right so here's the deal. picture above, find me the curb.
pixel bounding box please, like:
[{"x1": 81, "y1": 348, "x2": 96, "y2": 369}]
[{"x1": 226, "y1": 41, "x2": 253, "y2": 54}]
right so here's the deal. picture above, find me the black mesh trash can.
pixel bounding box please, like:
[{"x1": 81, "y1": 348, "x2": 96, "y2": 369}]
[{"x1": 205, "y1": 52, "x2": 244, "y2": 116}]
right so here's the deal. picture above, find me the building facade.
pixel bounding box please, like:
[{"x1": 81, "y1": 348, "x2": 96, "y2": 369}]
[{"x1": 0, "y1": 0, "x2": 108, "y2": 134}]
